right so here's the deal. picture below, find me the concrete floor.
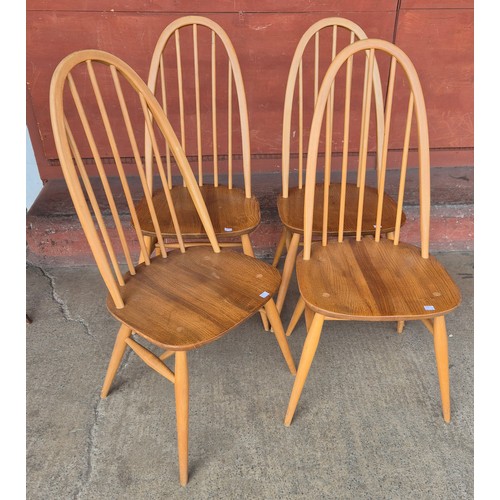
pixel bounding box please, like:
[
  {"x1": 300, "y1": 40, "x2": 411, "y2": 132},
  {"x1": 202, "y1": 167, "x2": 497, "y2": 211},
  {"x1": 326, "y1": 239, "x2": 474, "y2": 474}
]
[{"x1": 26, "y1": 251, "x2": 473, "y2": 499}]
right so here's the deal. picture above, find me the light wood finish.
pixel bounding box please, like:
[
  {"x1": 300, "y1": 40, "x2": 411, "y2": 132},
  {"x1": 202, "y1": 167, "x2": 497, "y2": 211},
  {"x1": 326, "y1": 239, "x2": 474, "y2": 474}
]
[
  {"x1": 101, "y1": 324, "x2": 132, "y2": 398},
  {"x1": 275, "y1": 232, "x2": 300, "y2": 312},
  {"x1": 286, "y1": 296, "x2": 306, "y2": 336},
  {"x1": 143, "y1": 16, "x2": 255, "y2": 242},
  {"x1": 175, "y1": 351, "x2": 189, "y2": 486},
  {"x1": 278, "y1": 183, "x2": 404, "y2": 236},
  {"x1": 49, "y1": 50, "x2": 295, "y2": 486},
  {"x1": 136, "y1": 185, "x2": 260, "y2": 238},
  {"x1": 284, "y1": 313, "x2": 325, "y2": 426},
  {"x1": 297, "y1": 239, "x2": 460, "y2": 320},
  {"x1": 143, "y1": 16, "x2": 268, "y2": 329},
  {"x1": 433, "y1": 316, "x2": 450, "y2": 423},
  {"x1": 273, "y1": 18, "x2": 404, "y2": 324},
  {"x1": 285, "y1": 39, "x2": 461, "y2": 426}
]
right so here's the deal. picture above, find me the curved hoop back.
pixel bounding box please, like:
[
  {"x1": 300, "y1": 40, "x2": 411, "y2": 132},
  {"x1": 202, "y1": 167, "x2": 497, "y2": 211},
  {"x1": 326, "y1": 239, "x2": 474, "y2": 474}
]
[
  {"x1": 50, "y1": 50, "x2": 221, "y2": 308},
  {"x1": 281, "y1": 18, "x2": 385, "y2": 197},
  {"x1": 146, "y1": 16, "x2": 252, "y2": 197},
  {"x1": 302, "y1": 39, "x2": 431, "y2": 260}
]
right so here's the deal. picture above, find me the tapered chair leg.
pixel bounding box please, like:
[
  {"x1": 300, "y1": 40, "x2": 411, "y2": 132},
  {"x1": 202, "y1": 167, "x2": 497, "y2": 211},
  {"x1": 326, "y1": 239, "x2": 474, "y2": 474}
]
[
  {"x1": 265, "y1": 300, "x2": 297, "y2": 375},
  {"x1": 433, "y1": 315, "x2": 451, "y2": 423},
  {"x1": 138, "y1": 235, "x2": 158, "y2": 264},
  {"x1": 284, "y1": 313, "x2": 325, "y2": 426},
  {"x1": 275, "y1": 232, "x2": 301, "y2": 313},
  {"x1": 241, "y1": 234, "x2": 270, "y2": 331},
  {"x1": 304, "y1": 306, "x2": 314, "y2": 332},
  {"x1": 101, "y1": 324, "x2": 132, "y2": 398},
  {"x1": 174, "y1": 351, "x2": 189, "y2": 486},
  {"x1": 286, "y1": 296, "x2": 306, "y2": 336},
  {"x1": 272, "y1": 227, "x2": 288, "y2": 267}
]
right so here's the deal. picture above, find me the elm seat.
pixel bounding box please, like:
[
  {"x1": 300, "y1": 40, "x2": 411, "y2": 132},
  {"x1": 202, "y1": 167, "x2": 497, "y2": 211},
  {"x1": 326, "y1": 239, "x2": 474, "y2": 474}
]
[
  {"x1": 271, "y1": 18, "x2": 405, "y2": 324},
  {"x1": 138, "y1": 16, "x2": 270, "y2": 331},
  {"x1": 107, "y1": 247, "x2": 280, "y2": 351},
  {"x1": 296, "y1": 238, "x2": 460, "y2": 320},
  {"x1": 50, "y1": 49, "x2": 296, "y2": 487},
  {"x1": 136, "y1": 185, "x2": 260, "y2": 238},
  {"x1": 284, "y1": 39, "x2": 461, "y2": 428},
  {"x1": 278, "y1": 184, "x2": 404, "y2": 236}
]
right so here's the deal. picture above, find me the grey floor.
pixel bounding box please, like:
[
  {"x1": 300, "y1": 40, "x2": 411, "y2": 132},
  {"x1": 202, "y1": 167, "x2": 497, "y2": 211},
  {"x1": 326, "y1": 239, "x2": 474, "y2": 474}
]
[{"x1": 26, "y1": 252, "x2": 473, "y2": 499}]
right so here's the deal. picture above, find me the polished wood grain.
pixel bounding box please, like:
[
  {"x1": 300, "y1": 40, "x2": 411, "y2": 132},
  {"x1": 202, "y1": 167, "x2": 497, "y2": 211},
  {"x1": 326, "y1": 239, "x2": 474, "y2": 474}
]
[
  {"x1": 106, "y1": 247, "x2": 282, "y2": 350},
  {"x1": 136, "y1": 184, "x2": 260, "y2": 238},
  {"x1": 285, "y1": 39, "x2": 460, "y2": 426},
  {"x1": 296, "y1": 238, "x2": 461, "y2": 320},
  {"x1": 277, "y1": 183, "x2": 405, "y2": 236},
  {"x1": 50, "y1": 50, "x2": 295, "y2": 486},
  {"x1": 142, "y1": 16, "x2": 269, "y2": 329},
  {"x1": 273, "y1": 18, "x2": 404, "y2": 319}
]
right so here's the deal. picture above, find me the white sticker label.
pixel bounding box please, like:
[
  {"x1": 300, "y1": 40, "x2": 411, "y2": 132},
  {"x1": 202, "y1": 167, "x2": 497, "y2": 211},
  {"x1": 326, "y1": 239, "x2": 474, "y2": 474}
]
[
  {"x1": 424, "y1": 305, "x2": 435, "y2": 311},
  {"x1": 224, "y1": 227, "x2": 233, "y2": 232},
  {"x1": 260, "y1": 291, "x2": 270, "y2": 298}
]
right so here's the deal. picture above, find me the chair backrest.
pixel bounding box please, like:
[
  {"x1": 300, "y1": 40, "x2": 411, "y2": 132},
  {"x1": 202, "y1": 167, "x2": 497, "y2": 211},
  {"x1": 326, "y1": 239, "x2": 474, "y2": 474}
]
[
  {"x1": 302, "y1": 39, "x2": 431, "y2": 259},
  {"x1": 50, "y1": 49, "x2": 221, "y2": 309},
  {"x1": 281, "y1": 18, "x2": 385, "y2": 197},
  {"x1": 146, "y1": 16, "x2": 252, "y2": 197}
]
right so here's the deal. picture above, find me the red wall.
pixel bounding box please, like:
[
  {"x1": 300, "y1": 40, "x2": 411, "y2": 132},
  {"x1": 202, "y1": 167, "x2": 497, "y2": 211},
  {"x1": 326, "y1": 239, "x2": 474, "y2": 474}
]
[{"x1": 26, "y1": 0, "x2": 473, "y2": 180}]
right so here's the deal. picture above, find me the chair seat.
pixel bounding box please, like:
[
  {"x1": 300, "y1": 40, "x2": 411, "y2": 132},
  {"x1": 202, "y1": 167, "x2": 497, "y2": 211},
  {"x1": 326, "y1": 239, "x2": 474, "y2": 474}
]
[
  {"x1": 136, "y1": 185, "x2": 260, "y2": 237},
  {"x1": 106, "y1": 246, "x2": 280, "y2": 350},
  {"x1": 296, "y1": 238, "x2": 461, "y2": 320},
  {"x1": 277, "y1": 183, "x2": 405, "y2": 236}
]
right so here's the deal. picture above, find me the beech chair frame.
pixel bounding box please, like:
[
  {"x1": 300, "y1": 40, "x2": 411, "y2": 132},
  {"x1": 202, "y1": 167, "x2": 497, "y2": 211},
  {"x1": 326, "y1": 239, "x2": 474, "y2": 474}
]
[
  {"x1": 50, "y1": 49, "x2": 296, "y2": 486},
  {"x1": 283, "y1": 39, "x2": 461, "y2": 427},
  {"x1": 273, "y1": 18, "x2": 405, "y2": 325},
  {"x1": 141, "y1": 15, "x2": 269, "y2": 329}
]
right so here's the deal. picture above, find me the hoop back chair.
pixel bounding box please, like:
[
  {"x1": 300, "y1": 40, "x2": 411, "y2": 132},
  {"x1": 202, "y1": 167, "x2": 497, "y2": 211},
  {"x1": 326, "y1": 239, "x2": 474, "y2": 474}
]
[
  {"x1": 49, "y1": 49, "x2": 296, "y2": 486},
  {"x1": 283, "y1": 39, "x2": 461, "y2": 427},
  {"x1": 137, "y1": 17, "x2": 256, "y2": 249},
  {"x1": 273, "y1": 18, "x2": 406, "y2": 322},
  {"x1": 137, "y1": 15, "x2": 269, "y2": 329}
]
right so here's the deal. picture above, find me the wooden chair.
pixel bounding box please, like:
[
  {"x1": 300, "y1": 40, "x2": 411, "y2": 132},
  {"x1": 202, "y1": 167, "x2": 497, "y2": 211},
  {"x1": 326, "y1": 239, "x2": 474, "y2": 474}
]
[
  {"x1": 49, "y1": 49, "x2": 296, "y2": 486},
  {"x1": 273, "y1": 18, "x2": 406, "y2": 331},
  {"x1": 283, "y1": 39, "x2": 461, "y2": 427},
  {"x1": 132, "y1": 16, "x2": 270, "y2": 328}
]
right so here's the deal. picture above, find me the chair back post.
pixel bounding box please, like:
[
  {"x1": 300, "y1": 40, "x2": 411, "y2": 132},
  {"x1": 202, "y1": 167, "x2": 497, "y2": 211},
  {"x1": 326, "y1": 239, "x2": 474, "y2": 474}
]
[
  {"x1": 50, "y1": 50, "x2": 222, "y2": 309},
  {"x1": 303, "y1": 39, "x2": 431, "y2": 261},
  {"x1": 281, "y1": 18, "x2": 385, "y2": 199},
  {"x1": 146, "y1": 16, "x2": 252, "y2": 198}
]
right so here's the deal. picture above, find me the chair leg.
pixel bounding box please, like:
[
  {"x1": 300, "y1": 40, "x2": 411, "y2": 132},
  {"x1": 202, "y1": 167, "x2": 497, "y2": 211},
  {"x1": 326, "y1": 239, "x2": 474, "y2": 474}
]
[
  {"x1": 433, "y1": 315, "x2": 451, "y2": 423},
  {"x1": 174, "y1": 351, "x2": 189, "y2": 486},
  {"x1": 272, "y1": 227, "x2": 288, "y2": 267},
  {"x1": 241, "y1": 234, "x2": 270, "y2": 331},
  {"x1": 286, "y1": 296, "x2": 306, "y2": 336},
  {"x1": 265, "y1": 300, "x2": 297, "y2": 375},
  {"x1": 304, "y1": 306, "x2": 314, "y2": 332},
  {"x1": 284, "y1": 313, "x2": 325, "y2": 426},
  {"x1": 138, "y1": 235, "x2": 157, "y2": 264},
  {"x1": 275, "y1": 232, "x2": 301, "y2": 313},
  {"x1": 101, "y1": 324, "x2": 132, "y2": 398}
]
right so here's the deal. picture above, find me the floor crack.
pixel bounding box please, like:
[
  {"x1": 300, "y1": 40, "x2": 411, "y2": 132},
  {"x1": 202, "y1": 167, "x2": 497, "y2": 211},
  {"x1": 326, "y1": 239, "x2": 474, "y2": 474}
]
[
  {"x1": 33, "y1": 264, "x2": 97, "y2": 340},
  {"x1": 73, "y1": 390, "x2": 103, "y2": 499}
]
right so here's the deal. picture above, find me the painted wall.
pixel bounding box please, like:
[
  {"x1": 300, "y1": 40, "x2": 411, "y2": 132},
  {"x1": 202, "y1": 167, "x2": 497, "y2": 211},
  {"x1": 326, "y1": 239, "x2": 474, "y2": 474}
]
[{"x1": 26, "y1": 1, "x2": 473, "y2": 182}]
